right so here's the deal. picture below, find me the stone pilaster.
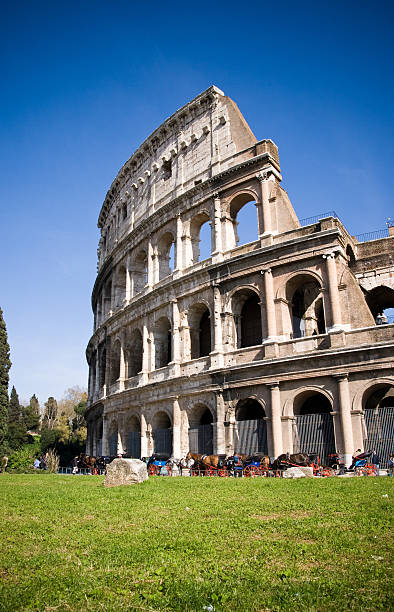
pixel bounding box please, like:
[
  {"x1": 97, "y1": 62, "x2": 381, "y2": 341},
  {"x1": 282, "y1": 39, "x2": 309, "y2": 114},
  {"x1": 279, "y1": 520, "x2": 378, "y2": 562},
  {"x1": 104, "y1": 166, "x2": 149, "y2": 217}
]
[
  {"x1": 267, "y1": 382, "x2": 282, "y2": 460},
  {"x1": 214, "y1": 391, "x2": 226, "y2": 455},
  {"x1": 263, "y1": 269, "x2": 278, "y2": 344},
  {"x1": 174, "y1": 215, "x2": 183, "y2": 276},
  {"x1": 140, "y1": 413, "x2": 148, "y2": 458},
  {"x1": 324, "y1": 253, "x2": 343, "y2": 331},
  {"x1": 211, "y1": 192, "x2": 223, "y2": 262},
  {"x1": 257, "y1": 172, "x2": 273, "y2": 236},
  {"x1": 334, "y1": 373, "x2": 354, "y2": 466},
  {"x1": 172, "y1": 398, "x2": 181, "y2": 458},
  {"x1": 102, "y1": 415, "x2": 109, "y2": 456},
  {"x1": 210, "y1": 285, "x2": 224, "y2": 368}
]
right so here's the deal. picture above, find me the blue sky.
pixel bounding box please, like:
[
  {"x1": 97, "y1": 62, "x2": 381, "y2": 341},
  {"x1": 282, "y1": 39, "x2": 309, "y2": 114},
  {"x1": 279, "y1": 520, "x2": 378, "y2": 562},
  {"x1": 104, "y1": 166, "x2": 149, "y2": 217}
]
[{"x1": 1, "y1": 0, "x2": 393, "y2": 405}]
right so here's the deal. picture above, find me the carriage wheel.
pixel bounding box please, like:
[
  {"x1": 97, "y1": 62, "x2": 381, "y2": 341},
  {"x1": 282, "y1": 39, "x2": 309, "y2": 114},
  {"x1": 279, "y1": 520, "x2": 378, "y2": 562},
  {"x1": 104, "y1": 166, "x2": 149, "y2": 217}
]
[
  {"x1": 244, "y1": 466, "x2": 252, "y2": 478},
  {"x1": 218, "y1": 468, "x2": 229, "y2": 478},
  {"x1": 148, "y1": 465, "x2": 156, "y2": 476},
  {"x1": 321, "y1": 468, "x2": 335, "y2": 477}
]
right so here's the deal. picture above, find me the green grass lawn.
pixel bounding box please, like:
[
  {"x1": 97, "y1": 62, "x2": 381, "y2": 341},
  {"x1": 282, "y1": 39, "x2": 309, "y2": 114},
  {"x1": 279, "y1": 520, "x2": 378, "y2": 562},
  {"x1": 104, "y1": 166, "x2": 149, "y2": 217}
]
[{"x1": 0, "y1": 474, "x2": 392, "y2": 612}]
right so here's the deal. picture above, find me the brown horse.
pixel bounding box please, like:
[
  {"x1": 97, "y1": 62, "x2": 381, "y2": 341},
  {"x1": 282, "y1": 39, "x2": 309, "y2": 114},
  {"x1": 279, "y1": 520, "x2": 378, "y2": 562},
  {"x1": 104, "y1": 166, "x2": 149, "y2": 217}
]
[
  {"x1": 186, "y1": 452, "x2": 224, "y2": 469},
  {"x1": 271, "y1": 453, "x2": 310, "y2": 470}
]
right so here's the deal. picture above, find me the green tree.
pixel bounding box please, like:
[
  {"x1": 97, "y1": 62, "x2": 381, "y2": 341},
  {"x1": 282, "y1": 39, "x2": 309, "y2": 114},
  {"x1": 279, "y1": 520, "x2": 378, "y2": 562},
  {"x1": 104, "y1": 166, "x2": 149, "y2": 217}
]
[
  {"x1": 42, "y1": 397, "x2": 58, "y2": 430},
  {"x1": 0, "y1": 307, "x2": 11, "y2": 453},
  {"x1": 23, "y1": 394, "x2": 40, "y2": 431},
  {"x1": 8, "y1": 386, "x2": 28, "y2": 450}
]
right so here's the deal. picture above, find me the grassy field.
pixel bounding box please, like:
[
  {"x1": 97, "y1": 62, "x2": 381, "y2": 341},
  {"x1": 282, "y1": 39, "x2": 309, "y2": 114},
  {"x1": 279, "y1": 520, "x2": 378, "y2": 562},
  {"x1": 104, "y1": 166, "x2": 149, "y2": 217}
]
[{"x1": 0, "y1": 474, "x2": 392, "y2": 612}]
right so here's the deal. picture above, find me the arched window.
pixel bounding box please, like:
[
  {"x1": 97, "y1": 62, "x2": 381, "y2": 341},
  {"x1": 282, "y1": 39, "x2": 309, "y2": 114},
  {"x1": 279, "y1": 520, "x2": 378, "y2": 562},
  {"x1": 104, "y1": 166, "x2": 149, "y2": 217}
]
[
  {"x1": 98, "y1": 343, "x2": 106, "y2": 392},
  {"x1": 232, "y1": 289, "x2": 262, "y2": 348},
  {"x1": 362, "y1": 384, "x2": 394, "y2": 468},
  {"x1": 229, "y1": 193, "x2": 259, "y2": 249},
  {"x1": 286, "y1": 275, "x2": 325, "y2": 338},
  {"x1": 152, "y1": 411, "x2": 172, "y2": 456},
  {"x1": 110, "y1": 339, "x2": 121, "y2": 385},
  {"x1": 364, "y1": 285, "x2": 394, "y2": 325},
  {"x1": 158, "y1": 232, "x2": 175, "y2": 280},
  {"x1": 114, "y1": 265, "x2": 127, "y2": 308},
  {"x1": 103, "y1": 279, "x2": 112, "y2": 317},
  {"x1": 188, "y1": 405, "x2": 213, "y2": 454},
  {"x1": 133, "y1": 250, "x2": 148, "y2": 294},
  {"x1": 188, "y1": 304, "x2": 211, "y2": 359},
  {"x1": 126, "y1": 329, "x2": 143, "y2": 377},
  {"x1": 154, "y1": 317, "x2": 172, "y2": 369},
  {"x1": 126, "y1": 415, "x2": 141, "y2": 458},
  {"x1": 190, "y1": 212, "x2": 211, "y2": 264}
]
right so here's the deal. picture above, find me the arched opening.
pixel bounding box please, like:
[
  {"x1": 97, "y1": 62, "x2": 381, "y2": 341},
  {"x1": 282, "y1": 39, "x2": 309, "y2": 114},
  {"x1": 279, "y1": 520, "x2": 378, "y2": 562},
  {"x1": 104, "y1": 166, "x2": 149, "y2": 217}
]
[
  {"x1": 108, "y1": 421, "x2": 118, "y2": 457},
  {"x1": 154, "y1": 317, "x2": 172, "y2": 369},
  {"x1": 188, "y1": 405, "x2": 213, "y2": 454},
  {"x1": 158, "y1": 232, "x2": 175, "y2": 280},
  {"x1": 241, "y1": 294, "x2": 262, "y2": 347},
  {"x1": 364, "y1": 285, "x2": 394, "y2": 325},
  {"x1": 292, "y1": 391, "x2": 335, "y2": 464},
  {"x1": 188, "y1": 304, "x2": 211, "y2": 359},
  {"x1": 346, "y1": 245, "x2": 356, "y2": 268},
  {"x1": 190, "y1": 212, "x2": 211, "y2": 263},
  {"x1": 152, "y1": 411, "x2": 172, "y2": 456},
  {"x1": 362, "y1": 383, "x2": 394, "y2": 468},
  {"x1": 133, "y1": 250, "x2": 148, "y2": 294},
  {"x1": 286, "y1": 275, "x2": 325, "y2": 338},
  {"x1": 103, "y1": 279, "x2": 112, "y2": 317},
  {"x1": 126, "y1": 328, "x2": 143, "y2": 377},
  {"x1": 229, "y1": 193, "x2": 259, "y2": 249},
  {"x1": 96, "y1": 418, "x2": 103, "y2": 457},
  {"x1": 234, "y1": 399, "x2": 267, "y2": 454},
  {"x1": 114, "y1": 265, "x2": 127, "y2": 308},
  {"x1": 232, "y1": 288, "x2": 262, "y2": 348},
  {"x1": 126, "y1": 415, "x2": 141, "y2": 458},
  {"x1": 110, "y1": 339, "x2": 121, "y2": 385},
  {"x1": 98, "y1": 343, "x2": 106, "y2": 393}
]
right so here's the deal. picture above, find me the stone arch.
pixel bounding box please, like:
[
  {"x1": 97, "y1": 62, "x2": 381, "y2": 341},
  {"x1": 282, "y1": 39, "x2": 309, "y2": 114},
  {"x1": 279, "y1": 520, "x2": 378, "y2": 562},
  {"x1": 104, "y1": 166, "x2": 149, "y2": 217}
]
[
  {"x1": 234, "y1": 398, "x2": 267, "y2": 454},
  {"x1": 157, "y1": 231, "x2": 175, "y2": 280},
  {"x1": 285, "y1": 273, "x2": 326, "y2": 338},
  {"x1": 188, "y1": 403, "x2": 214, "y2": 454},
  {"x1": 188, "y1": 302, "x2": 212, "y2": 359},
  {"x1": 109, "y1": 338, "x2": 121, "y2": 385},
  {"x1": 190, "y1": 211, "x2": 211, "y2": 263},
  {"x1": 114, "y1": 264, "x2": 127, "y2": 308},
  {"x1": 152, "y1": 410, "x2": 172, "y2": 456},
  {"x1": 361, "y1": 380, "x2": 394, "y2": 411},
  {"x1": 358, "y1": 379, "x2": 394, "y2": 468},
  {"x1": 132, "y1": 249, "x2": 148, "y2": 294},
  {"x1": 154, "y1": 316, "x2": 172, "y2": 368},
  {"x1": 126, "y1": 328, "x2": 143, "y2": 377},
  {"x1": 345, "y1": 244, "x2": 356, "y2": 268},
  {"x1": 125, "y1": 413, "x2": 141, "y2": 458},
  {"x1": 352, "y1": 378, "x2": 394, "y2": 412},
  {"x1": 108, "y1": 418, "x2": 118, "y2": 456},
  {"x1": 364, "y1": 285, "x2": 394, "y2": 322},
  {"x1": 291, "y1": 389, "x2": 335, "y2": 463},
  {"x1": 227, "y1": 191, "x2": 260, "y2": 249},
  {"x1": 231, "y1": 286, "x2": 262, "y2": 348}
]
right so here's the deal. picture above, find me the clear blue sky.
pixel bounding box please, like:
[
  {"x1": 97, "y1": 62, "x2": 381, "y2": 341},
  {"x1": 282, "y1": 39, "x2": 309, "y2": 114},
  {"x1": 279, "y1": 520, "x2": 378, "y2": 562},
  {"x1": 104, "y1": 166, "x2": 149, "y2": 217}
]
[{"x1": 1, "y1": 0, "x2": 393, "y2": 405}]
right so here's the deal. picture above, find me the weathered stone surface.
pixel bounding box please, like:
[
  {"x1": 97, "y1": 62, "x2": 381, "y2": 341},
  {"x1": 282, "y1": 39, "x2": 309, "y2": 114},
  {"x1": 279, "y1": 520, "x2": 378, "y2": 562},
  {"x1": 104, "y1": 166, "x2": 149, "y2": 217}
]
[
  {"x1": 103, "y1": 458, "x2": 148, "y2": 488},
  {"x1": 282, "y1": 467, "x2": 307, "y2": 479}
]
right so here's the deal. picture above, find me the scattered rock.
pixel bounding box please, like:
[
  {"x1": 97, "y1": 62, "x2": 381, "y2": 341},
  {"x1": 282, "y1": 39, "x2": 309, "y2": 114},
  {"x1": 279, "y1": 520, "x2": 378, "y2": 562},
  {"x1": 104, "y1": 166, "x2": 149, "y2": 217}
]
[
  {"x1": 103, "y1": 458, "x2": 148, "y2": 488},
  {"x1": 282, "y1": 467, "x2": 306, "y2": 479}
]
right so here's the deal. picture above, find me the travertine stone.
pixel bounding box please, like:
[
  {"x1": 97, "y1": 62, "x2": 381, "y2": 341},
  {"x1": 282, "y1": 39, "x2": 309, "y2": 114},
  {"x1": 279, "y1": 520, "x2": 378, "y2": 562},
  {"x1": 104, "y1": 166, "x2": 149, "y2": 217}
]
[{"x1": 103, "y1": 458, "x2": 148, "y2": 487}]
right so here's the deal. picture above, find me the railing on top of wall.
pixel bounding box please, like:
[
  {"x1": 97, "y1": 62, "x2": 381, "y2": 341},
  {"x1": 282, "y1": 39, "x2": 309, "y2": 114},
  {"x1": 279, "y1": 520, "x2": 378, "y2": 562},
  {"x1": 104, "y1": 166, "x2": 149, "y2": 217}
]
[{"x1": 298, "y1": 211, "x2": 338, "y2": 226}]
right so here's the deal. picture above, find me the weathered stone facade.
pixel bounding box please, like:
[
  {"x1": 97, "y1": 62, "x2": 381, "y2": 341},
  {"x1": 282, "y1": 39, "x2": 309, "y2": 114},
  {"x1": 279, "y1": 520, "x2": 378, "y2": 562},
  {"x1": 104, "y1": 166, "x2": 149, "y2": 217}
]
[{"x1": 86, "y1": 86, "x2": 394, "y2": 467}]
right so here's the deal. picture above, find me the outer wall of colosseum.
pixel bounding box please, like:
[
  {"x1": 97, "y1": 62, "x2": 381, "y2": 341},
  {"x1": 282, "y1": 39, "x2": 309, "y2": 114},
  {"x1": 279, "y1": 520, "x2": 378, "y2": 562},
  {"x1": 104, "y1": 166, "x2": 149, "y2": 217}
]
[{"x1": 86, "y1": 86, "x2": 394, "y2": 467}]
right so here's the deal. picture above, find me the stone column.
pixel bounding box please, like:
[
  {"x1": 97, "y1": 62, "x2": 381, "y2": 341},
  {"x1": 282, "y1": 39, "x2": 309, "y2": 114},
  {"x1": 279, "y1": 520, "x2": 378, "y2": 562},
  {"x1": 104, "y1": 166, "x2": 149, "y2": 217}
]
[
  {"x1": 174, "y1": 215, "x2": 183, "y2": 275},
  {"x1": 172, "y1": 398, "x2": 181, "y2": 458},
  {"x1": 263, "y1": 269, "x2": 277, "y2": 342},
  {"x1": 152, "y1": 249, "x2": 159, "y2": 285},
  {"x1": 92, "y1": 421, "x2": 97, "y2": 457},
  {"x1": 94, "y1": 350, "x2": 100, "y2": 399},
  {"x1": 119, "y1": 332, "x2": 126, "y2": 391},
  {"x1": 171, "y1": 299, "x2": 180, "y2": 364},
  {"x1": 227, "y1": 413, "x2": 235, "y2": 455},
  {"x1": 210, "y1": 285, "x2": 224, "y2": 368},
  {"x1": 267, "y1": 382, "x2": 282, "y2": 460},
  {"x1": 257, "y1": 172, "x2": 273, "y2": 236},
  {"x1": 140, "y1": 413, "x2": 148, "y2": 458},
  {"x1": 125, "y1": 254, "x2": 131, "y2": 303},
  {"x1": 254, "y1": 201, "x2": 264, "y2": 239},
  {"x1": 214, "y1": 391, "x2": 226, "y2": 455},
  {"x1": 147, "y1": 239, "x2": 154, "y2": 288},
  {"x1": 334, "y1": 373, "x2": 354, "y2": 467},
  {"x1": 212, "y1": 193, "x2": 223, "y2": 261},
  {"x1": 324, "y1": 253, "x2": 342, "y2": 331},
  {"x1": 140, "y1": 319, "x2": 150, "y2": 385},
  {"x1": 102, "y1": 414, "x2": 109, "y2": 456}
]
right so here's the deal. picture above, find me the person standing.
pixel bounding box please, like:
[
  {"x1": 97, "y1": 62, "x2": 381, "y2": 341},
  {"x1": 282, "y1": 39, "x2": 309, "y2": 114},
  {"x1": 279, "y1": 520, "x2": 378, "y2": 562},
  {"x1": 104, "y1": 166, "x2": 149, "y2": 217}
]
[{"x1": 371, "y1": 450, "x2": 380, "y2": 475}]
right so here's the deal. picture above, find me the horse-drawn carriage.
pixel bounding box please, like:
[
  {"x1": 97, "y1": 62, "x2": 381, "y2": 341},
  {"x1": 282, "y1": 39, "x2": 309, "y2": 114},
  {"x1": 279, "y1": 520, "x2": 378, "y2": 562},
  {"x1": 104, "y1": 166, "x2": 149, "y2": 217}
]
[{"x1": 145, "y1": 454, "x2": 173, "y2": 476}]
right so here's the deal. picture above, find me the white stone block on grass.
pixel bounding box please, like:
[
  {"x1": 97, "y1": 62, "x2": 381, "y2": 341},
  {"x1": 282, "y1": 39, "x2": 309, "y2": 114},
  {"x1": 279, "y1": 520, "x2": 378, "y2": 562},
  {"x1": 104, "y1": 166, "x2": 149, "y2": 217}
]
[{"x1": 104, "y1": 458, "x2": 148, "y2": 488}]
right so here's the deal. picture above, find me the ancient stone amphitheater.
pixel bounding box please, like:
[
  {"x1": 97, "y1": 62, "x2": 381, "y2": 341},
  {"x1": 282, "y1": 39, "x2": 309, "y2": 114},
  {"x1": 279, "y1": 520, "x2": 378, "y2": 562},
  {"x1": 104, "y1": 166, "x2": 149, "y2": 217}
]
[{"x1": 86, "y1": 86, "x2": 394, "y2": 467}]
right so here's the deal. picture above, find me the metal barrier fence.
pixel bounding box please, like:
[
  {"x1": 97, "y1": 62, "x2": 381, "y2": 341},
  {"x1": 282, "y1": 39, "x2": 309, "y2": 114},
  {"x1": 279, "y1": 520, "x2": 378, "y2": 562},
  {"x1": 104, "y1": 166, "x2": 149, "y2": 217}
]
[
  {"x1": 354, "y1": 229, "x2": 390, "y2": 242},
  {"x1": 57, "y1": 467, "x2": 106, "y2": 475},
  {"x1": 363, "y1": 406, "x2": 394, "y2": 469},
  {"x1": 299, "y1": 211, "x2": 338, "y2": 226},
  {"x1": 292, "y1": 413, "x2": 336, "y2": 467},
  {"x1": 234, "y1": 419, "x2": 268, "y2": 455}
]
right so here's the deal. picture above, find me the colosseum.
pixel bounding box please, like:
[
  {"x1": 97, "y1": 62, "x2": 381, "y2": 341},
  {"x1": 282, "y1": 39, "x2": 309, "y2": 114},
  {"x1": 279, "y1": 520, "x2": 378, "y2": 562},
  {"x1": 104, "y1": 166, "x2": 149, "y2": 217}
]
[{"x1": 85, "y1": 86, "x2": 394, "y2": 468}]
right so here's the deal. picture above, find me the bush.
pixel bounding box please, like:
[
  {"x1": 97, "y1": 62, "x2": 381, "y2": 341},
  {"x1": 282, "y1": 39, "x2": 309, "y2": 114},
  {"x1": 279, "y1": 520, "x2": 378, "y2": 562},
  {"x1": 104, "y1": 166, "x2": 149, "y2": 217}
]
[
  {"x1": 8, "y1": 438, "x2": 41, "y2": 473},
  {"x1": 46, "y1": 449, "x2": 59, "y2": 473}
]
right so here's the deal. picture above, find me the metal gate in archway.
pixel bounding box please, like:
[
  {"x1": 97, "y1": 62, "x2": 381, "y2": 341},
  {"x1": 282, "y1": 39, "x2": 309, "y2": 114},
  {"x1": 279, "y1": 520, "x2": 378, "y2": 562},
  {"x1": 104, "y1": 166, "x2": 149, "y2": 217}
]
[
  {"x1": 127, "y1": 431, "x2": 141, "y2": 458},
  {"x1": 97, "y1": 439, "x2": 102, "y2": 457},
  {"x1": 154, "y1": 428, "x2": 172, "y2": 455},
  {"x1": 363, "y1": 407, "x2": 394, "y2": 469},
  {"x1": 188, "y1": 424, "x2": 213, "y2": 455},
  {"x1": 292, "y1": 413, "x2": 335, "y2": 465},
  {"x1": 234, "y1": 419, "x2": 268, "y2": 455},
  {"x1": 109, "y1": 433, "x2": 117, "y2": 456}
]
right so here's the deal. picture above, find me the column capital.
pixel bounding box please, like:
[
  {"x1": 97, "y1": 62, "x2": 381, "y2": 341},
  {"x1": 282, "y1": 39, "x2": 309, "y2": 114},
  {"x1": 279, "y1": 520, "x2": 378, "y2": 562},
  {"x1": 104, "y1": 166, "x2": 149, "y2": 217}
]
[
  {"x1": 256, "y1": 171, "x2": 270, "y2": 182},
  {"x1": 212, "y1": 191, "x2": 221, "y2": 200},
  {"x1": 333, "y1": 372, "x2": 349, "y2": 381},
  {"x1": 266, "y1": 381, "x2": 280, "y2": 389}
]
